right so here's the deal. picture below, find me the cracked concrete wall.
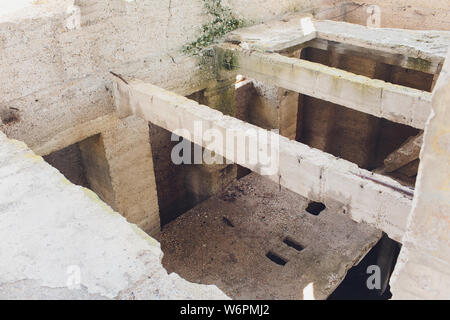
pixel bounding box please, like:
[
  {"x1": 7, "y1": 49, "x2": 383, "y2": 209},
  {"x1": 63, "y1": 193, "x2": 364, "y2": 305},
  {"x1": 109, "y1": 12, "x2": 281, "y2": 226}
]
[
  {"x1": 0, "y1": 131, "x2": 228, "y2": 300},
  {"x1": 343, "y1": 1, "x2": 450, "y2": 30},
  {"x1": 390, "y1": 51, "x2": 450, "y2": 300},
  {"x1": 0, "y1": 0, "x2": 345, "y2": 233},
  {"x1": 0, "y1": 0, "x2": 345, "y2": 149}
]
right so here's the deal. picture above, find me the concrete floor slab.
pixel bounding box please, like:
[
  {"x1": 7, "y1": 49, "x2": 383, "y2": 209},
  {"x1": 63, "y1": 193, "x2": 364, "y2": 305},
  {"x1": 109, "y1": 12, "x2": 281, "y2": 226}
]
[{"x1": 157, "y1": 173, "x2": 382, "y2": 300}]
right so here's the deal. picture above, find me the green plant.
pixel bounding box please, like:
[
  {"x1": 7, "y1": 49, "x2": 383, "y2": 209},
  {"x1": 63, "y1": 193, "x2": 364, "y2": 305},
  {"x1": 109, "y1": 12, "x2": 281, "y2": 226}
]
[{"x1": 183, "y1": 0, "x2": 246, "y2": 56}]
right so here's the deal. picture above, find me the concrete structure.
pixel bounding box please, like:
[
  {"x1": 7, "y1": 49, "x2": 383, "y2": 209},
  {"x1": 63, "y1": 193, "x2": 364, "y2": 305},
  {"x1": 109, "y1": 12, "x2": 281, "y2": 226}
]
[
  {"x1": 0, "y1": 131, "x2": 227, "y2": 299},
  {"x1": 0, "y1": 0, "x2": 449, "y2": 300},
  {"x1": 390, "y1": 50, "x2": 450, "y2": 300},
  {"x1": 159, "y1": 172, "x2": 382, "y2": 300},
  {"x1": 112, "y1": 77, "x2": 413, "y2": 243}
]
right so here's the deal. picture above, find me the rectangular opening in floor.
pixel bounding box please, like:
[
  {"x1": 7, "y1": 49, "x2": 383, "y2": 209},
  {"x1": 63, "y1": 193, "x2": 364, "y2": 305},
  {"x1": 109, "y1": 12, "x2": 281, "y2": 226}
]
[
  {"x1": 283, "y1": 238, "x2": 305, "y2": 252},
  {"x1": 266, "y1": 251, "x2": 288, "y2": 266}
]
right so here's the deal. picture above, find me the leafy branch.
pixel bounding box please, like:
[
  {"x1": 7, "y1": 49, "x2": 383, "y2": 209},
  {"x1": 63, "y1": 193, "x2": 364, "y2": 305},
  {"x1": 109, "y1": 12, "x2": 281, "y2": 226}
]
[{"x1": 183, "y1": 0, "x2": 246, "y2": 56}]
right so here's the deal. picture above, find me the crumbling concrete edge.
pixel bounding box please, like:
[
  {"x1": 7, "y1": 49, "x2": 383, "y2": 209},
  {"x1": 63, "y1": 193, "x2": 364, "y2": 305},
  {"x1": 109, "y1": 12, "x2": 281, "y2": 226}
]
[{"x1": 0, "y1": 131, "x2": 229, "y2": 300}]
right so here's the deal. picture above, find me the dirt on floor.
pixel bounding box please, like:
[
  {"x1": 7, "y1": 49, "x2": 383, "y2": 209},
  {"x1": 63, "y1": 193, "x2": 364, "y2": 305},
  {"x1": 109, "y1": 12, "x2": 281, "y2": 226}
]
[{"x1": 156, "y1": 173, "x2": 382, "y2": 300}]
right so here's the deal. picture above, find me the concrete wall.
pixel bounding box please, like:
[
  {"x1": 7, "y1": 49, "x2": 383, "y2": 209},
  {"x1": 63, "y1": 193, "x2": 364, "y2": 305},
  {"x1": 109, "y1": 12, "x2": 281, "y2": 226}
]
[
  {"x1": 43, "y1": 143, "x2": 90, "y2": 188},
  {"x1": 343, "y1": 0, "x2": 450, "y2": 30},
  {"x1": 0, "y1": 0, "x2": 343, "y2": 149},
  {"x1": 0, "y1": 0, "x2": 343, "y2": 232},
  {"x1": 390, "y1": 51, "x2": 450, "y2": 299}
]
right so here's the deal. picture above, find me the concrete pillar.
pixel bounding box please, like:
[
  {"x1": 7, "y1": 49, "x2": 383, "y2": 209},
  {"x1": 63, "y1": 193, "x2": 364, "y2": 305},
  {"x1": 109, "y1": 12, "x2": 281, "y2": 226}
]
[
  {"x1": 278, "y1": 88, "x2": 300, "y2": 140},
  {"x1": 184, "y1": 80, "x2": 238, "y2": 205},
  {"x1": 203, "y1": 79, "x2": 236, "y2": 116},
  {"x1": 390, "y1": 52, "x2": 450, "y2": 299},
  {"x1": 79, "y1": 116, "x2": 160, "y2": 236}
]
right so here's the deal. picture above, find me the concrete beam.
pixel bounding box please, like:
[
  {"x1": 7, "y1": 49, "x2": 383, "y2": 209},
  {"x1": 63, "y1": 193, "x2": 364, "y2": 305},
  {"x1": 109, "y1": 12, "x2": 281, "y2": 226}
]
[
  {"x1": 216, "y1": 43, "x2": 433, "y2": 130},
  {"x1": 226, "y1": 16, "x2": 449, "y2": 74},
  {"x1": 112, "y1": 77, "x2": 414, "y2": 242},
  {"x1": 301, "y1": 38, "x2": 442, "y2": 75},
  {"x1": 313, "y1": 20, "x2": 449, "y2": 75},
  {"x1": 384, "y1": 133, "x2": 424, "y2": 173}
]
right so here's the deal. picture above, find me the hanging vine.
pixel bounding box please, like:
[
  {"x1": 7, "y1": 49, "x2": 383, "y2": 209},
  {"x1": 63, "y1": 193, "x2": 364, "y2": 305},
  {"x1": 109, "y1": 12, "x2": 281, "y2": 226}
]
[{"x1": 183, "y1": 0, "x2": 246, "y2": 56}]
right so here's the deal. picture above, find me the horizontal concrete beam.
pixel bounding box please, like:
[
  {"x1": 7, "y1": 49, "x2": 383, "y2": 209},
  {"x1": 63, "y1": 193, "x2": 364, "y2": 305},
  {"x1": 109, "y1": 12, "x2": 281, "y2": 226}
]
[
  {"x1": 384, "y1": 132, "x2": 424, "y2": 173},
  {"x1": 301, "y1": 38, "x2": 442, "y2": 74},
  {"x1": 226, "y1": 16, "x2": 449, "y2": 74},
  {"x1": 313, "y1": 20, "x2": 449, "y2": 75},
  {"x1": 216, "y1": 43, "x2": 433, "y2": 129},
  {"x1": 112, "y1": 77, "x2": 413, "y2": 242}
]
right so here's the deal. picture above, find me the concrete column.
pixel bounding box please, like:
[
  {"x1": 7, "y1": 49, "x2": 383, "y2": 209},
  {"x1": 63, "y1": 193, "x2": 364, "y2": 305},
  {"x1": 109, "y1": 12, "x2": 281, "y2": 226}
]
[
  {"x1": 278, "y1": 49, "x2": 302, "y2": 140},
  {"x1": 185, "y1": 80, "x2": 238, "y2": 204},
  {"x1": 278, "y1": 88, "x2": 300, "y2": 140},
  {"x1": 79, "y1": 116, "x2": 160, "y2": 236},
  {"x1": 390, "y1": 52, "x2": 450, "y2": 299}
]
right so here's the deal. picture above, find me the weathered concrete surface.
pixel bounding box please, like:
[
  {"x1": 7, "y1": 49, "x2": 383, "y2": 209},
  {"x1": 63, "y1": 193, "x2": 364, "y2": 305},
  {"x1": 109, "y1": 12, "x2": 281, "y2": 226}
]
[
  {"x1": 0, "y1": 0, "x2": 344, "y2": 152},
  {"x1": 244, "y1": 80, "x2": 300, "y2": 140},
  {"x1": 226, "y1": 0, "x2": 344, "y2": 23},
  {"x1": 113, "y1": 78, "x2": 413, "y2": 242},
  {"x1": 343, "y1": 0, "x2": 450, "y2": 31},
  {"x1": 383, "y1": 133, "x2": 423, "y2": 173},
  {"x1": 32, "y1": 112, "x2": 161, "y2": 235},
  {"x1": 0, "y1": 1, "x2": 345, "y2": 236},
  {"x1": 0, "y1": 131, "x2": 228, "y2": 300},
  {"x1": 158, "y1": 172, "x2": 382, "y2": 299},
  {"x1": 241, "y1": 49, "x2": 302, "y2": 141},
  {"x1": 390, "y1": 51, "x2": 450, "y2": 300},
  {"x1": 314, "y1": 20, "x2": 450, "y2": 73},
  {"x1": 226, "y1": 14, "x2": 317, "y2": 52},
  {"x1": 225, "y1": 15, "x2": 450, "y2": 73},
  {"x1": 297, "y1": 45, "x2": 426, "y2": 174},
  {"x1": 98, "y1": 116, "x2": 161, "y2": 235},
  {"x1": 43, "y1": 143, "x2": 90, "y2": 188},
  {"x1": 217, "y1": 43, "x2": 433, "y2": 129}
]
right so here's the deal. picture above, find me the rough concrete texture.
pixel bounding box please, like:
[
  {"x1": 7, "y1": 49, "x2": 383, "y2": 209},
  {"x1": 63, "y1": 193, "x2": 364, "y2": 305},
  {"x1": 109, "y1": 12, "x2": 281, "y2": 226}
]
[
  {"x1": 314, "y1": 20, "x2": 450, "y2": 73},
  {"x1": 113, "y1": 78, "x2": 413, "y2": 242},
  {"x1": 43, "y1": 142, "x2": 90, "y2": 188},
  {"x1": 1, "y1": 0, "x2": 340, "y2": 237},
  {"x1": 226, "y1": 14, "x2": 317, "y2": 52},
  {"x1": 158, "y1": 172, "x2": 382, "y2": 299},
  {"x1": 243, "y1": 82, "x2": 300, "y2": 140},
  {"x1": 383, "y1": 133, "x2": 423, "y2": 173},
  {"x1": 148, "y1": 84, "x2": 238, "y2": 227},
  {"x1": 0, "y1": 131, "x2": 227, "y2": 300},
  {"x1": 390, "y1": 51, "x2": 450, "y2": 300},
  {"x1": 298, "y1": 46, "x2": 424, "y2": 172},
  {"x1": 0, "y1": 0, "x2": 342, "y2": 152},
  {"x1": 343, "y1": 0, "x2": 450, "y2": 31},
  {"x1": 218, "y1": 43, "x2": 434, "y2": 130},
  {"x1": 226, "y1": 15, "x2": 449, "y2": 73},
  {"x1": 242, "y1": 49, "x2": 303, "y2": 141},
  {"x1": 101, "y1": 116, "x2": 160, "y2": 235},
  {"x1": 228, "y1": 17, "x2": 436, "y2": 174}
]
